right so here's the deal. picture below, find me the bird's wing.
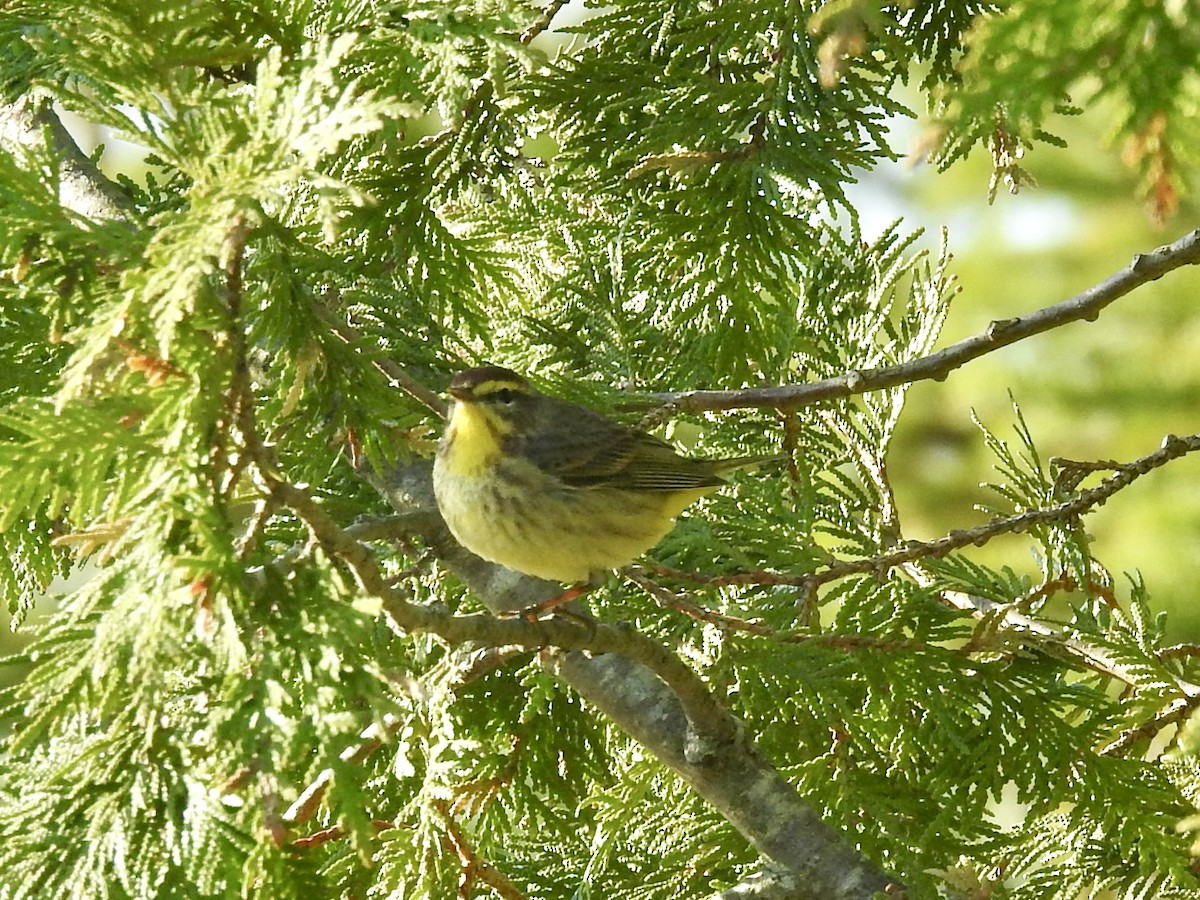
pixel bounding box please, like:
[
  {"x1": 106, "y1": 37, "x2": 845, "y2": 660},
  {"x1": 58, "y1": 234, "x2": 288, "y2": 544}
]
[{"x1": 520, "y1": 398, "x2": 725, "y2": 492}]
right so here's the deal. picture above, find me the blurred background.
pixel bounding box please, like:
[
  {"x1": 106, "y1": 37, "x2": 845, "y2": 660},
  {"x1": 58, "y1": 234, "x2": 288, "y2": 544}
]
[{"x1": 865, "y1": 105, "x2": 1200, "y2": 639}]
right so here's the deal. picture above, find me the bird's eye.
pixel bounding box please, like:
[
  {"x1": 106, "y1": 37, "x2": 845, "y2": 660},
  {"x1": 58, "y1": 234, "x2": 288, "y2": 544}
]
[{"x1": 494, "y1": 388, "x2": 516, "y2": 404}]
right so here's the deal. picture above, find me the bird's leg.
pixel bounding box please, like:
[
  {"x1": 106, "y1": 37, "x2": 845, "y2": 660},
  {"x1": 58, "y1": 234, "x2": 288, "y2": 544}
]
[{"x1": 515, "y1": 573, "x2": 604, "y2": 620}]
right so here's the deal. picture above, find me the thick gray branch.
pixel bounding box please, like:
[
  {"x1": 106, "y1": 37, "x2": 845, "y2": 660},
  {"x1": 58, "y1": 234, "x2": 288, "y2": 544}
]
[{"x1": 0, "y1": 96, "x2": 136, "y2": 222}]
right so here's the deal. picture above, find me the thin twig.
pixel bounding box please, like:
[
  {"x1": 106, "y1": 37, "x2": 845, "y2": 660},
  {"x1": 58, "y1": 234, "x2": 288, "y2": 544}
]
[
  {"x1": 801, "y1": 432, "x2": 1200, "y2": 591},
  {"x1": 647, "y1": 228, "x2": 1200, "y2": 412},
  {"x1": 315, "y1": 307, "x2": 446, "y2": 417},
  {"x1": 650, "y1": 432, "x2": 1199, "y2": 593},
  {"x1": 282, "y1": 713, "x2": 401, "y2": 824},
  {"x1": 433, "y1": 799, "x2": 527, "y2": 900},
  {"x1": 626, "y1": 565, "x2": 776, "y2": 635},
  {"x1": 234, "y1": 496, "x2": 276, "y2": 560},
  {"x1": 217, "y1": 213, "x2": 256, "y2": 502},
  {"x1": 519, "y1": 0, "x2": 569, "y2": 45},
  {"x1": 1096, "y1": 695, "x2": 1200, "y2": 757},
  {"x1": 628, "y1": 111, "x2": 768, "y2": 179}
]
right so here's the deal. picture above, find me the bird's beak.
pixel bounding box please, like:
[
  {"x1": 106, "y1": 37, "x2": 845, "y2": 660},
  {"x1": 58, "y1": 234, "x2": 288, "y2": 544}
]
[{"x1": 447, "y1": 386, "x2": 471, "y2": 402}]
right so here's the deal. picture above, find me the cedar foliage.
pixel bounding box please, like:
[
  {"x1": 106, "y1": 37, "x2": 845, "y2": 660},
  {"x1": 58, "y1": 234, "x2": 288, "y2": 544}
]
[{"x1": 1, "y1": 1, "x2": 1199, "y2": 898}]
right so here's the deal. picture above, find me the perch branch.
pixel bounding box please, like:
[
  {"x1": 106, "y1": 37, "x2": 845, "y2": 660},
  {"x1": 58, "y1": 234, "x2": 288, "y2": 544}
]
[{"x1": 363, "y1": 463, "x2": 901, "y2": 899}]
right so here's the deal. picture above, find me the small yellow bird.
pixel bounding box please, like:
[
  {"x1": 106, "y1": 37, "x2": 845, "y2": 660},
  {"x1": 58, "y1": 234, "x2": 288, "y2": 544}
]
[{"x1": 433, "y1": 365, "x2": 776, "y2": 583}]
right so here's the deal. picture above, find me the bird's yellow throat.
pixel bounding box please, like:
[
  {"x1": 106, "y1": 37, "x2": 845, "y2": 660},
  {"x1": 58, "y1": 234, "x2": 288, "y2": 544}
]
[{"x1": 441, "y1": 401, "x2": 511, "y2": 476}]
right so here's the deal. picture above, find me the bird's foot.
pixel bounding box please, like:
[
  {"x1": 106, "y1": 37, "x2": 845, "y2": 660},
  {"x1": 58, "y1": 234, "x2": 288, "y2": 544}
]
[{"x1": 508, "y1": 576, "x2": 602, "y2": 621}]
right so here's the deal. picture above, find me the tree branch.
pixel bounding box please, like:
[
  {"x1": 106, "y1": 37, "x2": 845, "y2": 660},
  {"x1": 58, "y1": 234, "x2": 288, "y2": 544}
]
[
  {"x1": 270, "y1": 468, "x2": 872, "y2": 878},
  {"x1": 649, "y1": 431, "x2": 1200, "y2": 603},
  {"x1": 519, "y1": 0, "x2": 569, "y2": 45},
  {"x1": 647, "y1": 433, "x2": 1200, "y2": 700},
  {"x1": 647, "y1": 228, "x2": 1200, "y2": 412},
  {"x1": 799, "y1": 432, "x2": 1200, "y2": 590},
  {"x1": 315, "y1": 305, "x2": 446, "y2": 417},
  {"x1": 0, "y1": 96, "x2": 136, "y2": 222},
  {"x1": 267, "y1": 471, "x2": 741, "y2": 744}
]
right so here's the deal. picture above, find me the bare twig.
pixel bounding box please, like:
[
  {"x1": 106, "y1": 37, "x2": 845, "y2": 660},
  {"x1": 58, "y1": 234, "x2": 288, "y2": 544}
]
[
  {"x1": 647, "y1": 228, "x2": 1200, "y2": 413},
  {"x1": 315, "y1": 307, "x2": 446, "y2": 417},
  {"x1": 519, "y1": 0, "x2": 569, "y2": 45}
]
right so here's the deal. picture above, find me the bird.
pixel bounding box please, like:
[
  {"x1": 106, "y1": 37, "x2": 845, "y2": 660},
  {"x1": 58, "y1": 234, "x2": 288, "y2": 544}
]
[{"x1": 432, "y1": 364, "x2": 777, "y2": 584}]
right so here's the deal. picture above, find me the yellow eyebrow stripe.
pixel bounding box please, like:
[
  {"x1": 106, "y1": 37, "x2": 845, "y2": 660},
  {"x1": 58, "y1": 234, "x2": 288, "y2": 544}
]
[{"x1": 474, "y1": 380, "x2": 529, "y2": 395}]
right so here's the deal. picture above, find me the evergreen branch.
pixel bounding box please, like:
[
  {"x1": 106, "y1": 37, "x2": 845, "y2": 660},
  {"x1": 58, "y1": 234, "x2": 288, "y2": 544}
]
[
  {"x1": 316, "y1": 308, "x2": 446, "y2": 417},
  {"x1": 281, "y1": 712, "x2": 401, "y2": 825},
  {"x1": 263, "y1": 475, "x2": 741, "y2": 743},
  {"x1": 800, "y1": 432, "x2": 1200, "y2": 592},
  {"x1": 653, "y1": 432, "x2": 1200, "y2": 599},
  {"x1": 1096, "y1": 695, "x2": 1200, "y2": 757},
  {"x1": 924, "y1": 576, "x2": 1200, "y2": 697},
  {"x1": 433, "y1": 799, "x2": 526, "y2": 900},
  {"x1": 418, "y1": 0, "x2": 567, "y2": 155},
  {"x1": 281, "y1": 645, "x2": 524, "y2": 827},
  {"x1": 649, "y1": 434, "x2": 1200, "y2": 701},
  {"x1": 626, "y1": 114, "x2": 767, "y2": 180},
  {"x1": 649, "y1": 228, "x2": 1200, "y2": 412}
]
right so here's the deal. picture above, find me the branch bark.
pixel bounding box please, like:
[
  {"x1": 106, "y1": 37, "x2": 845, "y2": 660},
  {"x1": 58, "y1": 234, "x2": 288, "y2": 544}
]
[{"x1": 0, "y1": 96, "x2": 136, "y2": 222}]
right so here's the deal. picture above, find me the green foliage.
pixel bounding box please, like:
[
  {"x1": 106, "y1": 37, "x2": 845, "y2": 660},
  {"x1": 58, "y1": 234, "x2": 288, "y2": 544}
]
[
  {"x1": 0, "y1": 1, "x2": 1198, "y2": 899},
  {"x1": 929, "y1": 0, "x2": 1200, "y2": 212}
]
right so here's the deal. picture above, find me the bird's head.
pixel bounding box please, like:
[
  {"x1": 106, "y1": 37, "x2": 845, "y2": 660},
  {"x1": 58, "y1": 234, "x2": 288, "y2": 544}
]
[{"x1": 442, "y1": 366, "x2": 538, "y2": 464}]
